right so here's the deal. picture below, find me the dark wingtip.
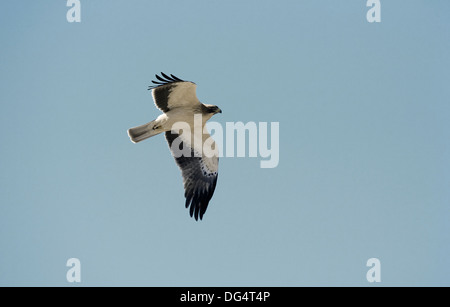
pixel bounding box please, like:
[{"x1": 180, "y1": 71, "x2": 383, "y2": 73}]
[
  {"x1": 189, "y1": 199, "x2": 196, "y2": 219},
  {"x1": 155, "y1": 74, "x2": 166, "y2": 82},
  {"x1": 185, "y1": 194, "x2": 192, "y2": 209},
  {"x1": 171, "y1": 74, "x2": 183, "y2": 82},
  {"x1": 149, "y1": 72, "x2": 185, "y2": 89},
  {"x1": 160, "y1": 72, "x2": 175, "y2": 81}
]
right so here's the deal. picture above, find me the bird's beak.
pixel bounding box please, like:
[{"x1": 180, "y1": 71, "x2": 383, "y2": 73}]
[{"x1": 218, "y1": 108, "x2": 222, "y2": 114}]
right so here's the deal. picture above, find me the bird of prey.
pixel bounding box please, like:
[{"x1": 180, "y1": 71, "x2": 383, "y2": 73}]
[{"x1": 127, "y1": 73, "x2": 222, "y2": 220}]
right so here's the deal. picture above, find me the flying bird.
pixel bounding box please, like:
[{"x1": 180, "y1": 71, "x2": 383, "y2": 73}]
[{"x1": 127, "y1": 73, "x2": 222, "y2": 220}]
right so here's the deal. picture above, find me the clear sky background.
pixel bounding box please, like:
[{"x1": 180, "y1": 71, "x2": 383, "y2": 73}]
[{"x1": 0, "y1": 0, "x2": 449, "y2": 286}]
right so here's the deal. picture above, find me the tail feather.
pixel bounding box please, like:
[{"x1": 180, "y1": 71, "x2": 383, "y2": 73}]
[{"x1": 127, "y1": 121, "x2": 162, "y2": 143}]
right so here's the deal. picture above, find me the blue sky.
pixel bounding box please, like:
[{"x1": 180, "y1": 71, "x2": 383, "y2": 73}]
[{"x1": 0, "y1": 0, "x2": 449, "y2": 286}]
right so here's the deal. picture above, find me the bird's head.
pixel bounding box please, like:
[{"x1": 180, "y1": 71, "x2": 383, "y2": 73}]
[{"x1": 204, "y1": 104, "x2": 222, "y2": 115}]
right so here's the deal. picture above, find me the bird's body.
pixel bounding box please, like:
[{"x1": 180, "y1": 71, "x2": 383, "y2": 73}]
[{"x1": 127, "y1": 73, "x2": 222, "y2": 220}]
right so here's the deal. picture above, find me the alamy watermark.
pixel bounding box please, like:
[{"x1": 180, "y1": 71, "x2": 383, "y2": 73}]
[
  {"x1": 366, "y1": 258, "x2": 381, "y2": 283},
  {"x1": 68, "y1": 1, "x2": 382, "y2": 24},
  {"x1": 66, "y1": 0, "x2": 81, "y2": 23},
  {"x1": 366, "y1": 0, "x2": 381, "y2": 23},
  {"x1": 170, "y1": 115, "x2": 279, "y2": 169},
  {"x1": 66, "y1": 258, "x2": 81, "y2": 283}
]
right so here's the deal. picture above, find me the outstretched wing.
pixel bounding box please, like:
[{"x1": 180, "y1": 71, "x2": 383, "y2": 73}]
[
  {"x1": 149, "y1": 73, "x2": 200, "y2": 113},
  {"x1": 165, "y1": 130, "x2": 219, "y2": 221}
]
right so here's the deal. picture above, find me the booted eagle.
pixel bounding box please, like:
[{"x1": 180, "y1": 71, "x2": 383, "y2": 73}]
[{"x1": 127, "y1": 73, "x2": 222, "y2": 220}]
